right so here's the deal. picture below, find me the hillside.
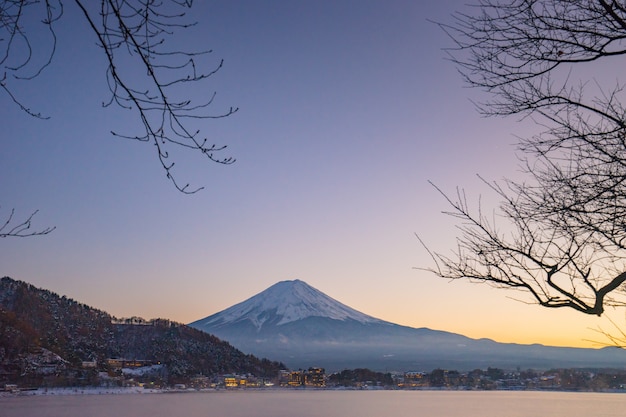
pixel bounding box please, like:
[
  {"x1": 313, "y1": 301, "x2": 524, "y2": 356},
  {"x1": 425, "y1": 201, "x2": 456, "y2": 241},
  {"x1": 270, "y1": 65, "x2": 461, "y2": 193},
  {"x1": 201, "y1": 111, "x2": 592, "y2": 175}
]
[{"x1": 0, "y1": 277, "x2": 284, "y2": 387}]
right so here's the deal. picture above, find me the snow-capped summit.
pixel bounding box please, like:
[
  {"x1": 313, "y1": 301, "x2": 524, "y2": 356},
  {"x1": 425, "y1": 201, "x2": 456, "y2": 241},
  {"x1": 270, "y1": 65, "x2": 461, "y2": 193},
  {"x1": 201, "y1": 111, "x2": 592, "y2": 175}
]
[
  {"x1": 192, "y1": 279, "x2": 384, "y2": 331},
  {"x1": 189, "y1": 280, "x2": 626, "y2": 372}
]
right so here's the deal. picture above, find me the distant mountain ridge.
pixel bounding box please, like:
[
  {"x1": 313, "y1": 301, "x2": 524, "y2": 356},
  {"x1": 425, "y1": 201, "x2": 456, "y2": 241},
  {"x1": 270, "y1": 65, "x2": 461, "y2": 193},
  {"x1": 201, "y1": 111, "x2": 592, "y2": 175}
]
[
  {"x1": 0, "y1": 277, "x2": 284, "y2": 386},
  {"x1": 189, "y1": 279, "x2": 626, "y2": 372},
  {"x1": 202, "y1": 279, "x2": 384, "y2": 330}
]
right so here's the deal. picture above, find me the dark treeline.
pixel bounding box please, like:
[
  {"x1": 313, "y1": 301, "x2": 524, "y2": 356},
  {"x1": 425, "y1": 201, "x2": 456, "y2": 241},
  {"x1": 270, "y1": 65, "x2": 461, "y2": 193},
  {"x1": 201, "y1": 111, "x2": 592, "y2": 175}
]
[
  {"x1": 328, "y1": 368, "x2": 394, "y2": 387},
  {"x1": 327, "y1": 367, "x2": 626, "y2": 391}
]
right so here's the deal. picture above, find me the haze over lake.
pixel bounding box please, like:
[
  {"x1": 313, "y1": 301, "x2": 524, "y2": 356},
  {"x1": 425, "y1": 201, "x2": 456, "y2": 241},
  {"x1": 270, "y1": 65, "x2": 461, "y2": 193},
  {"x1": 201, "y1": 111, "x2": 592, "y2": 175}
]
[{"x1": 3, "y1": 391, "x2": 626, "y2": 417}]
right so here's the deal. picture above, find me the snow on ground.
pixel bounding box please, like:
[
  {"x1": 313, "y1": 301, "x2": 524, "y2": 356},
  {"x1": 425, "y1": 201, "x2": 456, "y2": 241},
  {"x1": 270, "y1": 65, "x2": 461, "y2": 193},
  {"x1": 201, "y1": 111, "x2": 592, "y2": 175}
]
[
  {"x1": 122, "y1": 364, "x2": 164, "y2": 376},
  {"x1": 3, "y1": 387, "x2": 160, "y2": 396}
]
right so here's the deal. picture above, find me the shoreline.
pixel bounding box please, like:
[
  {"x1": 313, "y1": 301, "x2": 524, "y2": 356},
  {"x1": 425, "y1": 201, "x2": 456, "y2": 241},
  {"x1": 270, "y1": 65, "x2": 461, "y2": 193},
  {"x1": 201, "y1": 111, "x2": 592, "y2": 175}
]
[
  {"x1": 2, "y1": 386, "x2": 626, "y2": 399},
  {"x1": 0, "y1": 387, "x2": 162, "y2": 397}
]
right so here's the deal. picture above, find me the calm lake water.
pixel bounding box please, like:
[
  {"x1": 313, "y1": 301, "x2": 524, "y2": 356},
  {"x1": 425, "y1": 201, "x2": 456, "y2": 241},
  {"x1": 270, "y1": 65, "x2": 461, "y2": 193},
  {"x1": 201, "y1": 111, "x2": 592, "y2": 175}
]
[{"x1": 2, "y1": 390, "x2": 626, "y2": 417}]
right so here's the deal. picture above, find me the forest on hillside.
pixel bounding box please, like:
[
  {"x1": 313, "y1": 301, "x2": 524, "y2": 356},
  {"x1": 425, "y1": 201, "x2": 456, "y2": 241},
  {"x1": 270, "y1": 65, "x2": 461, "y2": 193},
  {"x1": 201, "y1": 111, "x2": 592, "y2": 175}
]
[{"x1": 0, "y1": 277, "x2": 284, "y2": 387}]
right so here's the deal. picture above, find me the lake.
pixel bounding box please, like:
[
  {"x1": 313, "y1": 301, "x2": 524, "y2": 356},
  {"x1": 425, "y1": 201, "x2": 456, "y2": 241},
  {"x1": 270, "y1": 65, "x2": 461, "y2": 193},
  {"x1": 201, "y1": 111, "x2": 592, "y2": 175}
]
[{"x1": 2, "y1": 390, "x2": 626, "y2": 417}]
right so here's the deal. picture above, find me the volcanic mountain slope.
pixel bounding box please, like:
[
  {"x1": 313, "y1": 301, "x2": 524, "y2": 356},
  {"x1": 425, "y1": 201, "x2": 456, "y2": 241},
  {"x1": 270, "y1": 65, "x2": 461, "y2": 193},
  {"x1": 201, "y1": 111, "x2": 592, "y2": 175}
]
[
  {"x1": 195, "y1": 279, "x2": 385, "y2": 329},
  {"x1": 0, "y1": 277, "x2": 284, "y2": 385},
  {"x1": 189, "y1": 279, "x2": 626, "y2": 372}
]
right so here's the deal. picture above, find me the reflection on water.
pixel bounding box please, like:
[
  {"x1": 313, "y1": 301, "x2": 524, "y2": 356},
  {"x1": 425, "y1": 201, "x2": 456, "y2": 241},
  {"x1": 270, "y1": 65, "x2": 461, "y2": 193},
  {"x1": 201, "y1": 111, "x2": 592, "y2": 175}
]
[{"x1": 2, "y1": 390, "x2": 626, "y2": 417}]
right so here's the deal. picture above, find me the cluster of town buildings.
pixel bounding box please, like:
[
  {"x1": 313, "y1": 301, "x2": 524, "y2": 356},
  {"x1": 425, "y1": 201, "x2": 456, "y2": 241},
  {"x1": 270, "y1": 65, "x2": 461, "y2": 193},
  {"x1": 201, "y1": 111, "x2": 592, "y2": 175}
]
[
  {"x1": 102, "y1": 359, "x2": 328, "y2": 389},
  {"x1": 6, "y1": 355, "x2": 626, "y2": 392},
  {"x1": 106, "y1": 363, "x2": 626, "y2": 391},
  {"x1": 219, "y1": 368, "x2": 326, "y2": 389}
]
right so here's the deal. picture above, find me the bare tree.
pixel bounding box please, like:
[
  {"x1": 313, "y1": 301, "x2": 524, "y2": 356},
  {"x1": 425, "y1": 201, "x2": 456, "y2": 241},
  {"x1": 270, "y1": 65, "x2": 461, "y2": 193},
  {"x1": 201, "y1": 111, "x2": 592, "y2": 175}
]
[
  {"x1": 424, "y1": 1, "x2": 626, "y2": 321},
  {"x1": 2, "y1": 0, "x2": 236, "y2": 194}
]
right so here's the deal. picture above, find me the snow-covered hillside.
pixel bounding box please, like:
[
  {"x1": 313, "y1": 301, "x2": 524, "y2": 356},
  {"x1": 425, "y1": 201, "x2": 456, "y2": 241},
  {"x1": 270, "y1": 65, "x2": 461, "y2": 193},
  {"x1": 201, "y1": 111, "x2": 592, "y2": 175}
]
[{"x1": 194, "y1": 279, "x2": 385, "y2": 330}]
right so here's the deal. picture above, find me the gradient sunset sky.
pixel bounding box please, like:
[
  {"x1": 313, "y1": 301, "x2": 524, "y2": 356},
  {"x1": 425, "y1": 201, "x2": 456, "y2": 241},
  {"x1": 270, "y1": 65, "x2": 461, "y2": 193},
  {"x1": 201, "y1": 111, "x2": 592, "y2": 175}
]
[{"x1": 0, "y1": 0, "x2": 616, "y2": 348}]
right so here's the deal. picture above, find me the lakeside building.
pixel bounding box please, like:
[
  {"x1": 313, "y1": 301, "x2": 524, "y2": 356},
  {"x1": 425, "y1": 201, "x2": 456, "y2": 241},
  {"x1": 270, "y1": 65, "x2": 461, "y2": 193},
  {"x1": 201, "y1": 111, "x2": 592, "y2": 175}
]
[
  {"x1": 280, "y1": 368, "x2": 326, "y2": 387},
  {"x1": 106, "y1": 359, "x2": 159, "y2": 369}
]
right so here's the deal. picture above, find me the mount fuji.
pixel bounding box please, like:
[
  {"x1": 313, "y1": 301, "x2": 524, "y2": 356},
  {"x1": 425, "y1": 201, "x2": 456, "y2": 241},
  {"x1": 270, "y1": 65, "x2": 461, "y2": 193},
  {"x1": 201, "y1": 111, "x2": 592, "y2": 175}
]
[{"x1": 189, "y1": 279, "x2": 626, "y2": 372}]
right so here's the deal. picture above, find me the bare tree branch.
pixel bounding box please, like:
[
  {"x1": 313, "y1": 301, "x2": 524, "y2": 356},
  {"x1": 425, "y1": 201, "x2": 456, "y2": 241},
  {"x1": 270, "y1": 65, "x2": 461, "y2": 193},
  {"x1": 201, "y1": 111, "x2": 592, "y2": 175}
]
[
  {"x1": 425, "y1": 1, "x2": 626, "y2": 324},
  {"x1": 1, "y1": 0, "x2": 237, "y2": 193},
  {"x1": 0, "y1": 207, "x2": 55, "y2": 238}
]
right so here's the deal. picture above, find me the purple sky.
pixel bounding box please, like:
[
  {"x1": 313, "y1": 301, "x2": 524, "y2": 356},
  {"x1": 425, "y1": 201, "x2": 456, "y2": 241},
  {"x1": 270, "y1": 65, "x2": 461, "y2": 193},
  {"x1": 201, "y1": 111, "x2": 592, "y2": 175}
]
[{"x1": 0, "y1": 0, "x2": 612, "y2": 348}]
